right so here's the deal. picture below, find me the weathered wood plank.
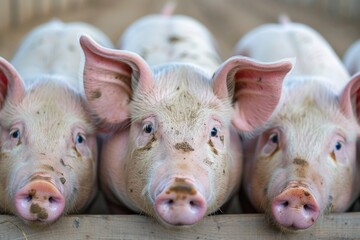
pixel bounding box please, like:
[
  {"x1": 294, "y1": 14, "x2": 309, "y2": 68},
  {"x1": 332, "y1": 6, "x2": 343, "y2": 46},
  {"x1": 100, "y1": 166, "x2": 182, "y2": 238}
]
[{"x1": 0, "y1": 213, "x2": 359, "y2": 240}]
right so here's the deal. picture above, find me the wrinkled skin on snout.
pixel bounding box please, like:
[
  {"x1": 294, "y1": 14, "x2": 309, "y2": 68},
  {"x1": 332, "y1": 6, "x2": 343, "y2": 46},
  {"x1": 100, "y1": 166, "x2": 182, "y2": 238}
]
[
  {"x1": 80, "y1": 35, "x2": 292, "y2": 228},
  {"x1": 236, "y1": 22, "x2": 360, "y2": 232}
]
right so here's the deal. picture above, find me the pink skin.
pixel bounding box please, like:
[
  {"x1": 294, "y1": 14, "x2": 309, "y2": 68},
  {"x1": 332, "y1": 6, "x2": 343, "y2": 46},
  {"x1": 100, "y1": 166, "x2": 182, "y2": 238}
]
[
  {"x1": 272, "y1": 185, "x2": 320, "y2": 229},
  {"x1": 80, "y1": 35, "x2": 292, "y2": 227},
  {"x1": 15, "y1": 180, "x2": 65, "y2": 223},
  {"x1": 236, "y1": 22, "x2": 360, "y2": 231},
  {"x1": 0, "y1": 20, "x2": 109, "y2": 226},
  {"x1": 154, "y1": 178, "x2": 207, "y2": 225}
]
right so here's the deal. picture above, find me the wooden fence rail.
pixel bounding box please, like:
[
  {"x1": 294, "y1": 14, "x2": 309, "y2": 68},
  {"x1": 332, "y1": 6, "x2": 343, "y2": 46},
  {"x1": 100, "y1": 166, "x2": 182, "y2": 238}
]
[{"x1": 1, "y1": 213, "x2": 360, "y2": 239}]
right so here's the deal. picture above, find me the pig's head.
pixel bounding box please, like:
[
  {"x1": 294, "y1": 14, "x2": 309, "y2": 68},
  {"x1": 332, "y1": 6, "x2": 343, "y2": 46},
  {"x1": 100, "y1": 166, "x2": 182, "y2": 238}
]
[
  {"x1": 0, "y1": 57, "x2": 98, "y2": 226},
  {"x1": 242, "y1": 74, "x2": 360, "y2": 231},
  {"x1": 80, "y1": 35, "x2": 292, "y2": 227}
]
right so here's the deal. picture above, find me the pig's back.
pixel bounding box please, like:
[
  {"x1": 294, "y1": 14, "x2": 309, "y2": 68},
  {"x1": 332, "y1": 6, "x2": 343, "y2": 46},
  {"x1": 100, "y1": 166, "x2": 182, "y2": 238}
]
[
  {"x1": 11, "y1": 20, "x2": 113, "y2": 89},
  {"x1": 343, "y1": 39, "x2": 360, "y2": 76},
  {"x1": 236, "y1": 23, "x2": 350, "y2": 88},
  {"x1": 119, "y1": 15, "x2": 221, "y2": 74}
]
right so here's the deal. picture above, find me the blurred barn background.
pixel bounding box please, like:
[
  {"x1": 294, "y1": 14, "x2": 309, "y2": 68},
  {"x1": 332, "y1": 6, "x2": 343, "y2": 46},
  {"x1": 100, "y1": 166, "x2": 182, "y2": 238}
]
[{"x1": 0, "y1": 0, "x2": 359, "y2": 62}]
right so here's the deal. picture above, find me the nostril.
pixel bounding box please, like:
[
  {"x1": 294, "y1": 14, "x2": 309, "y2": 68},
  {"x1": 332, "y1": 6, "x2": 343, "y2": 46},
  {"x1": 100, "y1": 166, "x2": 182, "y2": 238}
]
[
  {"x1": 303, "y1": 204, "x2": 315, "y2": 212},
  {"x1": 165, "y1": 199, "x2": 174, "y2": 205},
  {"x1": 189, "y1": 200, "x2": 202, "y2": 209},
  {"x1": 48, "y1": 197, "x2": 55, "y2": 204},
  {"x1": 25, "y1": 194, "x2": 33, "y2": 202}
]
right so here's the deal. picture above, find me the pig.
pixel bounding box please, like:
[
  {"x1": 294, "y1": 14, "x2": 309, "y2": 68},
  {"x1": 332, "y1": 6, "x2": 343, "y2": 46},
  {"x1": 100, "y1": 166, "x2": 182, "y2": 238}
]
[
  {"x1": 235, "y1": 21, "x2": 360, "y2": 231},
  {"x1": 343, "y1": 39, "x2": 360, "y2": 76},
  {"x1": 79, "y1": 13, "x2": 293, "y2": 228},
  {"x1": 0, "y1": 20, "x2": 114, "y2": 226}
]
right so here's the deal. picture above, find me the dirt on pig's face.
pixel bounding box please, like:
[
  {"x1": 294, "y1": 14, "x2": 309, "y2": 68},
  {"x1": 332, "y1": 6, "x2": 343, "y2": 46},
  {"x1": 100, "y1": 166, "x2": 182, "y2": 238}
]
[
  {"x1": 0, "y1": 80, "x2": 98, "y2": 225},
  {"x1": 124, "y1": 66, "x2": 237, "y2": 224},
  {"x1": 243, "y1": 82, "x2": 360, "y2": 231}
]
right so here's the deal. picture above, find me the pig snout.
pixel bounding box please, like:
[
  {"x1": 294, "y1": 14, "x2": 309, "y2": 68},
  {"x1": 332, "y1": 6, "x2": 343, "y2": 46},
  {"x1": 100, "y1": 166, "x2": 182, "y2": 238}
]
[
  {"x1": 154, "y1": 178, "x2": 207, "y2": 226},
  {"x1": 15, "y1": 180, "x2": 65, "y2": 223},
  {"x1": 272, "y1": 186, "x2": 320, "y2": 230}
]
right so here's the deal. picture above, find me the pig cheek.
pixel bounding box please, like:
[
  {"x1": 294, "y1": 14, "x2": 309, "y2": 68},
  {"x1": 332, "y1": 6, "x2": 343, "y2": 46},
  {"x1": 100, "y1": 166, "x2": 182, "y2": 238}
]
[
  {"x1": 66, "y1": 140, "x2": 97, "y2": 211},
  {"x1": 210, "y1": 152, "x2": 232, "y2": 209},
  {"x1": 250, "y1": 154, "x2": 280, "y2": 211},
  {"x1": 329, "y1": 143, "x2": 360, "y2": 211},
  {"x1": 0, "y1": 134, "x2": 27, "y2": 211},
  {"x1": 0, "y1": 154, "x2": 11, "y2": 211},
  {"x1": 328, "y1": 166, "x2": 355, "y2": 211},
  {"x1": 70, "y1": 162, "x2": 96, "y2": 211},
  {"x1": 125, "y1": 147, "x2": 155, "y2": 210},
  {"x1": 204, "y1": 132, "x2": 231, "y2": 208}
]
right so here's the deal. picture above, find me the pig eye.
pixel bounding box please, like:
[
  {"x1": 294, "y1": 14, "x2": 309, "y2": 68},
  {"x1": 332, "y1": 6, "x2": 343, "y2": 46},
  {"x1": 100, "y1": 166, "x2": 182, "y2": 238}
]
[
  {"x1": 262, "y1": 132, "x2": 280, "y2": 155},
  {"x1": 210, "y1": 127, "x2": 218, "y2": 137},
  {"x1": 10, "y1": 129, "x2": 20, "y2": 139},
  {"x1": 330, "y1": 138, "x2": 347, "y2": 163},
  {"x1": 143, "y1": 122, "x2": 154, "y2": 134},
  {"x1": 270, "y1": 133, "x2": 278, "y2": 144},
  {"x1": 76, "y1": 134, "x2": 85, "y2": 144},
  {"x1": 334, "y1": 141, "x2": 342, "y2": 151}
]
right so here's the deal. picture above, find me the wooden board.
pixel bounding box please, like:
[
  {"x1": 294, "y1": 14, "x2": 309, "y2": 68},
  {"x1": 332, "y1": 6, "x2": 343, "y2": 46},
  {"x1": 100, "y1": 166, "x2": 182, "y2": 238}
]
[{"x1": 1, "y1": 213, "x2": 360, "y2": 239}]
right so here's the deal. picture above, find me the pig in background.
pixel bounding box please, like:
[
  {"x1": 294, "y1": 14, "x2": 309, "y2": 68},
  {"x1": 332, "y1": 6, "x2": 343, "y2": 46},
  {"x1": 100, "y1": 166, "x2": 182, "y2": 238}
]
[
  {"x1": 343, "y1": 39, "x2": 360, "y2": 76},
  {"x1": 80, "y1": 9, "x2": 292, "y2": 228},
  {"x1": 0, "y1": 20, "x2": 113, "y2": 226},
  {"x1": 235, "y1": 19, "x2": 360, "y2": 232},
  {"x1": 343, "y1": 39, "x2": 360, "y2": 212}
]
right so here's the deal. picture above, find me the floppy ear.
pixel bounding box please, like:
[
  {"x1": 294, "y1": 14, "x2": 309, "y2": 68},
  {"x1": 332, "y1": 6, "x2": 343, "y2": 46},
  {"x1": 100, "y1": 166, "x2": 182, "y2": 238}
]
[
  {"x1": 213, "y1": 56, "x2": 292, "y2": 131},
  {"x1": 0, "y1": 57, "x2": 25, "y2": 108},
  {"x1": 340, "y1": 73, "x2": 360, "y2": 127},
  {"x1": 80, "y1": 35, "x2": 153, "y2": 131}
]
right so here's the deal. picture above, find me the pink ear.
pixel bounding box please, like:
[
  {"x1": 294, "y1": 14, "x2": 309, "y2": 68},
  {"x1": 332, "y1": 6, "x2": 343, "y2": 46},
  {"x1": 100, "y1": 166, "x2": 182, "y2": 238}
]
[
  {"x1": 80, "y1": 35, "x2": 153, "y2": 130},
  {"x1": 0, "y1": 57, "x2": 25, "y2": 108},
  {"x1": 340, "y1": 73, "x2": 360, "y2": 122},
  {"x1": 213, "y1": 56, "x2": 292, "y2": 131}
]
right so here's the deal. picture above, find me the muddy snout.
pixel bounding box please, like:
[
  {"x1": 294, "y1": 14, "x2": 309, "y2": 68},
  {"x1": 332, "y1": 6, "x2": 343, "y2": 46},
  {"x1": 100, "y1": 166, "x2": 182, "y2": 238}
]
[
  {"x1": 271, "y1": 185, "x2": 320, "y2": 230},
  {"x1": 154, "y1": 178, "x2": 207, "y2": 226},
  {"x1": 15, "y1": 179, "x2": 65, "y2": 223}
]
